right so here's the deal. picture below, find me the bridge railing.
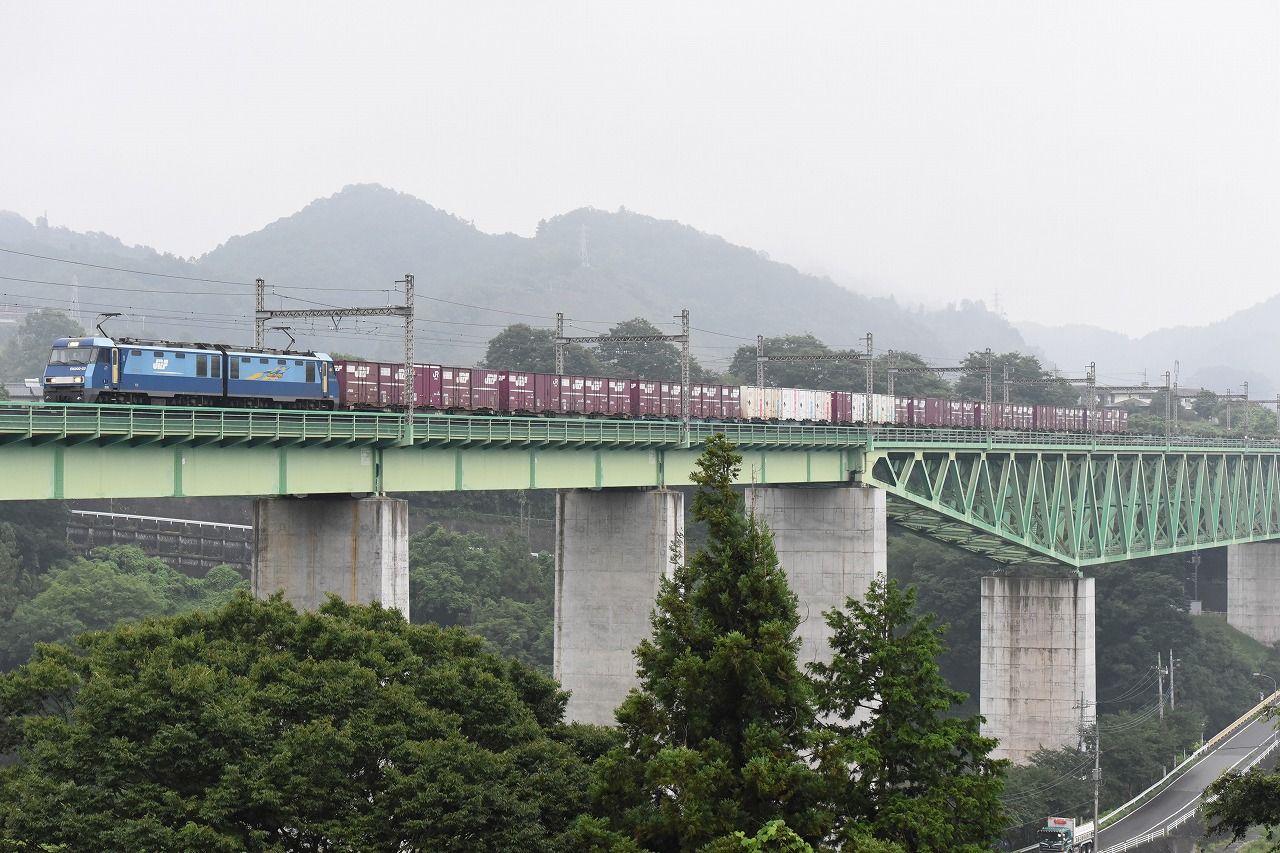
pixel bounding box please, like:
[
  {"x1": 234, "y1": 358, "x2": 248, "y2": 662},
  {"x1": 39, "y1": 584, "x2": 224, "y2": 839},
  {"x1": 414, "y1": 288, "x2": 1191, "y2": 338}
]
[{"x1": 9, "y1": 402, "x2": 1280, "y2": 451}]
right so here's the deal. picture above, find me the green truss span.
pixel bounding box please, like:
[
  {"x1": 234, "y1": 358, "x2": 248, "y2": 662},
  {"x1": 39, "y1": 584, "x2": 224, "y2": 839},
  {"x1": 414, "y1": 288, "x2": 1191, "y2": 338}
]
[
  {"x1": 5, "y1": 403, "x2": 1280, "y2": 568},
  {"x1": 862, "y1": 447, "x2": 1280, "y2": 567}
]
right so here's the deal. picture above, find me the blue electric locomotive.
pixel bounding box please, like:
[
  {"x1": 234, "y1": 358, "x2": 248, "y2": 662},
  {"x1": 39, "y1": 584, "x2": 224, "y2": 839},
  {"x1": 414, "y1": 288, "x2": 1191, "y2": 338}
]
[{"x1": 42, "y1": 337, "x2": 339, "y2": 409}]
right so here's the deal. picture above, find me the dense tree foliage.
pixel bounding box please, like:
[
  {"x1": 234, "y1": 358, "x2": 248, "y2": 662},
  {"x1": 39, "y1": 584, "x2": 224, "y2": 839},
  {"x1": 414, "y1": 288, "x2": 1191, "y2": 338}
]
[
  {"x1": 409, "y1": 524, "x2": 553, "y2": 671},
  {"x1": 0, "y1": 308, "x2": 83, "y2": 381},
  {"x1": 589, "y1": 435, "x2": 829, "y2": 850},
  {"x1": 955, "y1": 350, "x2": 1080, "y2": 406},
  {"x1": 726, "y1": 335, "x2": 950, "y2": 396},
  {"x1": 812, "y1": 577, "x2": 1006, "y2": 852},
  {"x1": 0, "y1": 594, "x2": 603, "y2": 850},
  {"x1": 0, "y1": 545, "x2": 246, "y2": 670},
  {"x1": 482, "y1": 323, "x2": 601, "y2": 374}
]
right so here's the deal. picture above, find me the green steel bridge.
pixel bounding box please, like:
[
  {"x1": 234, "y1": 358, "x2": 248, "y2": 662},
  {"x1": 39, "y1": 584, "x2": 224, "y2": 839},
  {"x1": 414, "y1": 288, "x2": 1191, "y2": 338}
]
[{"x1": 5, "y1": 401, "x2": 1280, "y2": 569}]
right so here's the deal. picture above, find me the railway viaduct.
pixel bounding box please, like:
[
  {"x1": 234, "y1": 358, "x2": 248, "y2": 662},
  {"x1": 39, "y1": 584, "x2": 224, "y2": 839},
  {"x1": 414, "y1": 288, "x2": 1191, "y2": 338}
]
[{"x1": 7, "y1": 402, "x2": 1280, "y2": 762}]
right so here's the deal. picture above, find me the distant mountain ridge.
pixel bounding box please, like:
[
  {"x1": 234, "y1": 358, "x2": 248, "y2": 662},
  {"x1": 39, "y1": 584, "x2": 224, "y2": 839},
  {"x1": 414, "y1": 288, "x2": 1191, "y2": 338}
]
[
  {"x1": 1021, "y1": 297, "x2": 1280, "y2": 398},
  {"x1": 3, "y1": 184, "x2": 1029, "y2": 368}
]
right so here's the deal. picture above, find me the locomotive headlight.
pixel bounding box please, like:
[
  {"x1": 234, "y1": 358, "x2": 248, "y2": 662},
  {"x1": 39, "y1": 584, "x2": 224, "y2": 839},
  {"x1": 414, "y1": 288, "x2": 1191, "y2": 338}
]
[{"x1": 73, "y1": 376, "x2": 83, "y2": 384}]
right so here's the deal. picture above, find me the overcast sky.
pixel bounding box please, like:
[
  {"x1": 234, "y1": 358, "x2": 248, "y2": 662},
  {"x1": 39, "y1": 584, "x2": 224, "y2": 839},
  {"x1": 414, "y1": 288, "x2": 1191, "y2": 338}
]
[{"x1": 3, "y1": 2, "x2": 1277, "y2": 335}]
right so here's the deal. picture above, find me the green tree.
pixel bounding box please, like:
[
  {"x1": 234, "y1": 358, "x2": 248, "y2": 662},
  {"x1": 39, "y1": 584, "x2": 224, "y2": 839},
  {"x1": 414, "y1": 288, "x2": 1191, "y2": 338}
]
[
  {"x1": 408, "y1": 525, "x2": 553, "y2": 671},
  {"x1": 0, "y1": 594, "x2": 599, "y2": 851},
  {"x1": 0, "y1": 309, "x2": 84, "y2": 381},
  {"x1": 0, "y1": 545, "x2": 247, "y2": 670},
  {"x1": 596, "y1": 317, "x2": 712, "y2": 381},
  {"x1": 811, "y1": 577, "x2": 1007, "y2": 852},
  {"x1": 590, "y1": 435, "x2": 829, "y2": 850},
  {"x1": 957, "y1": 351, "x2": 1080, "y2": 406},
  {"x1": 481, "y1": 323, "x2": 601, "y2": 374},
  {"x1": 1203, "y1": 765, "x2": 1280, "y2": 844}
]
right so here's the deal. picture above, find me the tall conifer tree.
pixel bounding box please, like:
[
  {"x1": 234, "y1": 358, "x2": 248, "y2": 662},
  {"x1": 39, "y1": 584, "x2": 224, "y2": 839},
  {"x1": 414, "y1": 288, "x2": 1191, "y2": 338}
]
[
  {"x1": 590, "y1": 435, "x2": 829, "y2": 851},
  {"x1": 811, "y1": 577, "x2": 1007, "y2": 852}
]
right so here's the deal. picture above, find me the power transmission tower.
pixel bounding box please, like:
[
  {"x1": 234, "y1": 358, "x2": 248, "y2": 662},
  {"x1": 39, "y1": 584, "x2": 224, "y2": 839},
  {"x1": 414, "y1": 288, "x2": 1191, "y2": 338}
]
[{"x1": 255, "y1": 274, "x2": 416, "y2": 447}]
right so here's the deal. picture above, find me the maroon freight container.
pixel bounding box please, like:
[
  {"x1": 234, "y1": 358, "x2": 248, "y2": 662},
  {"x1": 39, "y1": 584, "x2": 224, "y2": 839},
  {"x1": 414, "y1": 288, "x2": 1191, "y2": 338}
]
[
  {"x1": 895, "y1": 397, "x2": 911, "y2": 426},
  {"x1": 922, "y1": 398, "x2": 948, "y2": 427},
  {"x1": 412, "y1": 363, "x2": 442, "y2": 410},
  {"x1": 689, "y1": 384, "x2": 712, "y2": 419},
  {"x1": 440, "y1": 366, "x2": 471, "y2": 410},
  {"x1": 1063, "y1": 407, "x2": 1085, "y2": 432},
  {"x1": 558, "y1": 376, "x2": 585, "y2": 414},
  {"x1": 582, "y1": 377, "x2": 609, "y2": 416},
  {"x1": 724, "y1": 385, "x2": 743, "y2": 420},
  {"x1": 500, "y1": 371, "x2": 534, "y2": 413},
  {"x1": 531, "y1": 373, "x2": 560, "y2": 413},
  {"x1": 377, "y1": 362, "x2": 404, "y2": 408},
  {"x1": 832, "y1": 391, "x2": 853, "y2": 424},
  {"x1": 659, "y1": 383, "x2": 682, "y2": 417},
  {"x1": 605, "y1": 379, "x2": 629, "y2": 415},
  {"x1": 630, "y1": 380, "x2": 661, "y2": 417},
  {"x1": 336, "y1": 360, "x2": 376, "y2": 408},
  {"x1": 948, "y1": 400, "x2": 977, "y2": 428},
  {"x1": 470, "y1": 368, "x2": 500, "y2": 411}
]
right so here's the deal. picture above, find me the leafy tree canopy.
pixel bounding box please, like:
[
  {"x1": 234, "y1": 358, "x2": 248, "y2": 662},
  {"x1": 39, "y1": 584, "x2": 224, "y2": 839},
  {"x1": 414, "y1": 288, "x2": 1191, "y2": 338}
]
[
  {"x1": 0, "y1": 308, "x2": 84, "y2": 381},
  {"x1": 0, "y1": 545, "x2": 246, "y2": 671},
  {"x1": 728, "y1": 337, "x2": 949, "y2": 397},
  {"x1": 0, "y1": 594, "x2": 601, "y2": 851},
  {"x1": 590, "y1": 435, "x2": 829, "y2": 851},
  {"x1": 482, "y1": 323, "x2": 601, "y2": 375},
  {"x1": 409, "y1": 524, "x2": 553, "y2": 671},
  {"x1": 956, "y1": 350, "x2": 1080, "y2": 406},
  {"x1": 812, "y1": 577, "x2": 1007, "y2": 852}
]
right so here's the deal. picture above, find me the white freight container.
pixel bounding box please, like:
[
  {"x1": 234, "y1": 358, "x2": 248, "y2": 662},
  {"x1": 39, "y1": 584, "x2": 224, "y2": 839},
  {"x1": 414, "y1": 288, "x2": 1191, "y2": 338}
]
[
  {"x1": 870, "y1": 394, "x2": 895, "y2": 423},
  {"x1": 848, "y1": 393, "x2": 867, "y2": 424}
]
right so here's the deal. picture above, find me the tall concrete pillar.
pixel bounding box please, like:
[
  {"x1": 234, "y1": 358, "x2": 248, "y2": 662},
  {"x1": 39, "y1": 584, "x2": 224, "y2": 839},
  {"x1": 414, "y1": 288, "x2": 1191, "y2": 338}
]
[
  {"x1": 981, "y1": 576, "x2": 1095, "y2": 764},
  {"x1": 554, "y1": 488, "x2": 684, "y2": 726},
  {"x1": 253, "y1": 495, "x2": 410, "y2": 618},
  {"x1": 1227, "y1": 542, "x2": 1280, "y2": 644},
  {"x1": 750, "y1": 485, "x2": 886, "y2": 669}
]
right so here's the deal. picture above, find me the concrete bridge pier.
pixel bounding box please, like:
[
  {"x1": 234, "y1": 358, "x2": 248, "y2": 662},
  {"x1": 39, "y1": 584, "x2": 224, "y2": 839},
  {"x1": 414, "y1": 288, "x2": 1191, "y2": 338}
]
[
  {"x1": 981, "y1": 575, "x2": 1096, "y2": 764},
  {"x1": 1227, "y1": 542, "x2": 1280, "y2": 644},
  {"x1": 252, "y1": 495, "x2": 410, "y2": 618},
  {"x1": 749, "y1": 485, "x2": 887, "y2": 669},
  {"x1": 554, "y1": 488, "x2": 684, "y2": 726}
]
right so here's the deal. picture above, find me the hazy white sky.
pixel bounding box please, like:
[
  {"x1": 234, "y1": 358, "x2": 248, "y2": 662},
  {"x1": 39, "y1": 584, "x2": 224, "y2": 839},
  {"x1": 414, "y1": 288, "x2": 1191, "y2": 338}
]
[{"x1": 3, "y1": 1, "x2": 1277, "y2": 335}]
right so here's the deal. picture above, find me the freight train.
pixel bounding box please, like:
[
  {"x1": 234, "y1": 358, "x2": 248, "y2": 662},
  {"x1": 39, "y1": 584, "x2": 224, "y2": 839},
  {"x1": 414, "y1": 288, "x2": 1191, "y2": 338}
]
[{"x1": 40, "y1": 335, "x2": 1129, "y2": 433}]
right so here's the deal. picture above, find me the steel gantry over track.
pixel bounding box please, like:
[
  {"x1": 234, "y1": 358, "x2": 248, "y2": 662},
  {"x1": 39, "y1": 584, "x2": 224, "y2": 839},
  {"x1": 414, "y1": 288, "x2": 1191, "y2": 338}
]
[{"x1": 8, "y1": 403, "x2": 1280, "y2": 568}]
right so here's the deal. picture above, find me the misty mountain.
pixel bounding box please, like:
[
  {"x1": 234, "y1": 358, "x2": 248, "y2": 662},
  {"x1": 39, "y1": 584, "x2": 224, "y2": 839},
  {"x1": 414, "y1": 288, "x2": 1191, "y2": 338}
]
[
  {"x1": 1, "y1": 184, "x2": 1028, "y2": 370},
  {"x1": 1022, "y1": 298, "x2": 1280, "y2": 399}
]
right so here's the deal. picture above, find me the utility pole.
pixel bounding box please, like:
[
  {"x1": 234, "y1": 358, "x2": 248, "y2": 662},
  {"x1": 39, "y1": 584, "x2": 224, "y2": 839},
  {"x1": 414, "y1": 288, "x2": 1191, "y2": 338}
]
[
  {"x1": 680, "y1": 308, "x2": 690, "y2": 443},
  {"x1": 983, "y1": 348, "x2": 993, "y2": 423},
  {"x1": 255, "y1": 278, "x2": 266, "y2": 348},
  {"x1": 1002, "y1": 364, "x2": 1010, "y2": 406},
  {"x1": 864, "y1": 332, "x2": 874, "y2": 421},
  {"x1": 1157, "y1": 651, "x2": 1165, "y2": 720},
  {"x1": 1169, "y1": 648, "x2": 1175, "y2": 710},
  {"x1": 1093, "y1": 719, "x2": 1101, "y2": 847},
  {"x1": 555, "y1": 313, "x2": 564, "y2": 375},
  {"x1": 756, "y1": 334, "x2": 765, "y2": 388},
  {"x1": 1164, "y1": 371, "x2": 1172, "y2": 437}
]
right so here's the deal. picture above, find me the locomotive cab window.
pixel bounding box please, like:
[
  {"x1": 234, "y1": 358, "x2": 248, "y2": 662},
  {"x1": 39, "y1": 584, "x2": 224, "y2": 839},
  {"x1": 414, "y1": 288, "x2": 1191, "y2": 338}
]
[
  {"x1": 196, "y1": 354, "x2": 208, "y2": 377},
  {"x1": 211, "y1": 358, "x2": 221, "y2": 378},
  {"x1": 230, "y1": 359, "x2": 240, "y2": 379},
  {"x1": 305, "y1": 362, "x2": 316, "y2": 383}
]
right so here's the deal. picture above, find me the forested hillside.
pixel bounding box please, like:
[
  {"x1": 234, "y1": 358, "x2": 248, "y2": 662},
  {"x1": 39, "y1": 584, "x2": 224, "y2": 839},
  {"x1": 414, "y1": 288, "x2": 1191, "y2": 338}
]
[{"x1": 0, "y1": 184, "x2": 1026, "y2": 369}]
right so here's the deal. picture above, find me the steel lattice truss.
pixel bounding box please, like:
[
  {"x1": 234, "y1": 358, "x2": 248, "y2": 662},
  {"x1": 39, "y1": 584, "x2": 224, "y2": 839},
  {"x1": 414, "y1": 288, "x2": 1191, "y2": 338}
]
[{"x1": 862, "y1": 448, "x2": 1280, "y2": 567}]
